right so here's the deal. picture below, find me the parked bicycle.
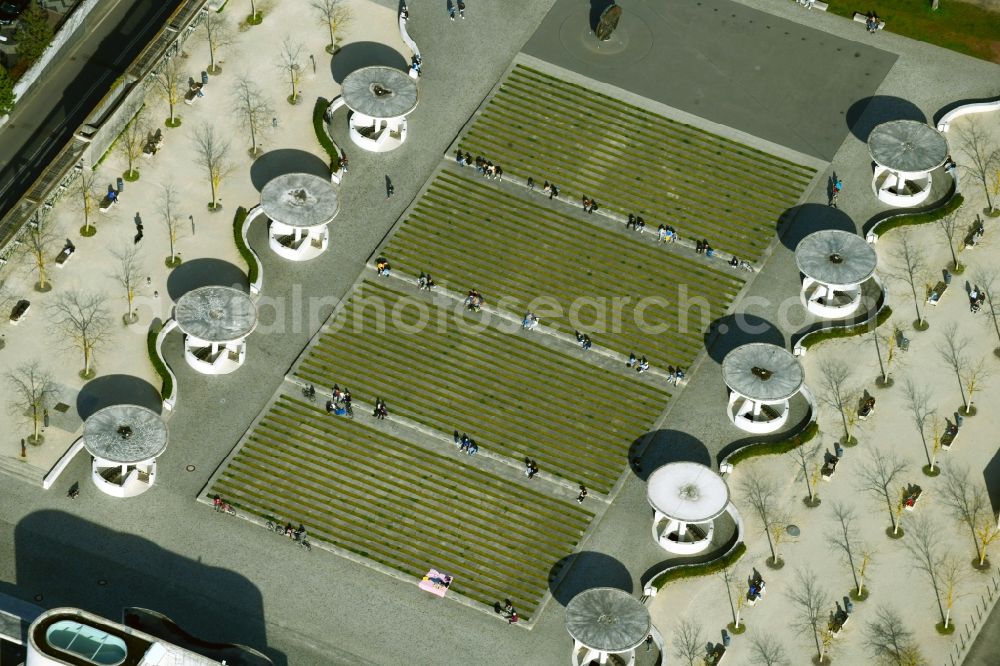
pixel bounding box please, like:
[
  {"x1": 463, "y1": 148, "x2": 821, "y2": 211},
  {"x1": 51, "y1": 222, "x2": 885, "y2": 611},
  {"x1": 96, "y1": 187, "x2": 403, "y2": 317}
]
[
  {"x1": 265, "y1": 520, "x2": 312, "y2": 551},
  {"x1": 302, "y1": 384, "x2": 317, "y2": 402},
  {"x1": 212, "y1": 495, "x2": 235, "y2": 515}
]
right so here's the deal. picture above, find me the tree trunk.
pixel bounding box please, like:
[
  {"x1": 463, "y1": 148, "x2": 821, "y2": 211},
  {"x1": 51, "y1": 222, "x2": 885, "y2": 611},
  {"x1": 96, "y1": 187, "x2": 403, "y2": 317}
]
[
  {"x1": 84, "y1": 346, "x2": 91, "y2": 376},
  {"x1": 32, "y1": 407, "x2": 40, "y2": 440},
  {"x1": 250, "y1": 122, "x2": 257, "y2": 153},
  {"x1": 910, "y1": 284, "x2": 923, "y2": 324},
  {"x1": 944, "y1": 607, "x2": 951, "y2": 629},
  {"x1": 210, "y1": 178, "x2": 218, "y2": 207}
]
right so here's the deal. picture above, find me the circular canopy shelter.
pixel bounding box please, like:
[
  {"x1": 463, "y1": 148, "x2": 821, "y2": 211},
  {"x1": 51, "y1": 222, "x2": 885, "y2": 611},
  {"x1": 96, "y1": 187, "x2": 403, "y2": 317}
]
[
  {"x1": 83, "y1": 405, "x2": 167, "y2": 498},
  {"x1": 341, "y1": 65, "x2": 419, "y2": 153},
  {"x1": 868, "y1": 120, "x2": 948, "y2": 207},
  {"x1": 646, "y1": 462, "x2": 729, "y2": 554},
  {"x1": 722, "y1": 343, "x2": 804, "y2": 434},
  {"x1": 796, "y1": 230, "x2": 877, "y2": 318},
  {"x1": 566, "y1": 587, "x2": 651, "y2": 665},
  {"x1": 647, "y1": 462, "x2": 730, "y2": 523},
  {"x1": 175, "y1": 286, "x2": 257, "y2": 375},
  {"x1": 261, "y1": 173, "x2": 340, "y2": 261}
]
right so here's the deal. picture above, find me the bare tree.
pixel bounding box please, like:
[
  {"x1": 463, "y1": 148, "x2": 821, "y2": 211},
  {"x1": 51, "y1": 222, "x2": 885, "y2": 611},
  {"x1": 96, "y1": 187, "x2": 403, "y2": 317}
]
[
  {"x1": 973, "y1": 266, "x2": 1000, "y2": 356},
  {"x1": 109, "y1": 245, "x2": 144, "y2": 324},
  {"x1": 890, "y1": 230, "x2": 929, "y2": 329},
  {"x1": 788, "y1": 439, "x2": 823, "y2": 506},
  {"x1": 938, "y1": 554, "x2": 965, "y2": 631},
  {"x1": 117, "y1": 102, "x2": 147, "y2": 181},
  {"x1": 231, "y1": 76, "x2": 273, "y2": 157},
  {"x1": 202, "y1": 10, "x2": 234, "y2": 74},
  {"x1": 827, "y1": 502, "x2": 874, "y2": 598},
  {"x1": 818, "y1": 358, "x2": 858, "y2": 445},
  {"x1": 277, "y1": 37, "x2": 304, "y2": 104},
  {"x1": 738, "y1": 474, "x2": 785, "y2": 566},
  {"x1": 152, "y1": 57, "x2": 183, "y2": 127},
  {"x1": 786, "y1": 568, "x2": 832, "y2": 663},
  {"x1": 900, "y1": 377, "x2": 935, "y2": 471},
  {"x1": 7, "y1": 361, "x2": 56, "y2": 444},
  {"x1": 22, "y1": 216, "x2": 57, "y2": 291},
  {"x1": 672, "y1": 616, "x2": 704, "y2": 666},
  {"x1": 720, "y1": 564, "x2": 748, "y2": 631},
  {"x1": 856, "y1": 448, "x2": 909, "y2": 535},
  {"x1": 904, "y1": 515, "x2": 960, "y2": 630},
  {"x1": 941, "y1": 464, "x2": 1000, "y2": 567},
  {"x1": 864, "y1": 605, "x2": 926, "y2": 666},
  {"x1": 936, "y1": 322, "x2": 971, "y2": 413},
  {"x1": 749, "y1": 632, "x2": 790, "y2": 666},
  {"x1": 74, "y1": 166, "x2": 101, "y2": 236},
  {"x1": 960, "y1": 355, "x2": 989, "y2": 415},
  {"x1": 48, "y1": 290, "x2": 112, "y2": 378},
  {"x1": 310, "y1": 0, "x2": 352, "y2": 54},
  {"x1": 192, "y1": 124, "x2": 232, "y2": 210},
  {"x1": 936, "y1": 210, "x2": 963, "y2": 273},
  {"x1": 159, "y1": 182, "x2": 183, "y2": 267},
  {"x1": 955, "y1": 120, "x2": 1000, "y2": 213}
]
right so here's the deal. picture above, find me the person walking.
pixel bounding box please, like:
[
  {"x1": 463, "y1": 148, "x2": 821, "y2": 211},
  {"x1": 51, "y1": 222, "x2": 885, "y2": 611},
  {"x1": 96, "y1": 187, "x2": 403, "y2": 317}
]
[
  {"x1": 457, "y1": 1, "x2": 466, "y2": 19},
  {"x1": 576, "y1": 485, "x2": 588, "y2": 503},
  {"x1": 386, "y1": 177, "x2": 395, "y2": 198},
  {"x1": 448, "y1": 3, "x2": 456, "y2": 20}
]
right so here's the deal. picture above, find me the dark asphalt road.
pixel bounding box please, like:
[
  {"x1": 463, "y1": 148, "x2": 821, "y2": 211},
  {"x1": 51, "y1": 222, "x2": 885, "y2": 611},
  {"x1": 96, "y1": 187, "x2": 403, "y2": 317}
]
[{"x1": 0, "y1": 0, "x2": 184, "y2": 220}]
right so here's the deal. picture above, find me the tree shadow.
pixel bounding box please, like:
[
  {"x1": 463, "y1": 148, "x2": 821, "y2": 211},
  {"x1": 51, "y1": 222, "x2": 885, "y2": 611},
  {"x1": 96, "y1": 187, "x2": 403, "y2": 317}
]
[
  {"x1": 249, "y1": 149, "x2": 331, "y2": 192},
  {"x1": 777, "y1": 202, "x2": 859, "y2": 251},
  {"x1": 166, "y1": 259, "x2": 249, "y2": 302},
  {"x1": 846, "y1": 95, "x2": 926, "y2": 143},
  {"x1": 548, "y1": 551, "x2": 633, "y2": 606},
  {"x1": 76, "y1": 375, "x2": 162, "y2": 420},
  {"x1": 628, "y1": 429, "x2": 712, "y2": 480},
  {"x1": 330, "y1": 41, "x2": 408, "y2": 84},
  {"x1": 589, "y1": 0, "x2": 616, "y2": 30},
  {"x1": 704, "y1": 313, "x2": 786, "y2": 364}
]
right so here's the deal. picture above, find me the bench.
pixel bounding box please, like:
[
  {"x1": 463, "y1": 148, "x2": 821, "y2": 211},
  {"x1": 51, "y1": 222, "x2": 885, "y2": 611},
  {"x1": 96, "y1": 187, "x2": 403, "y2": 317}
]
[
  {"x1": 927, "y1": 280, "x2": 948, "y2": 305},
  {"x1": 965, "y1": 220, "x2": 984, "y2": 249},
  {"x1": 830, "y1": 609, "x2": 850, "y2": 635},
  {"x1": 941, "y1": 423, "x2": 959, "y2": 450},
  {"x1": 55, "y1": 244, "x2": 75, "y2": 267},
  {"x1": 706, "y1": 644, "x2": 726, "y2": 665},
  {"x1": 184, "y1": 83, "x2": 204, "y2": 105},
  {"x1": 143, "y1": 129, "x2": 164, "y2": 158},
  {"x1": 10, "y1": 299, "x2": 30, "y2": 324},
  {"x1": 858, "y1": 391, "x2": 875, "y2": 421},
  {"x1": 903, "y1": 484, "x2": 922, "y2": 511},
  {"x1": 798, "y1": 0, "x2": 829, "y2": 9},
  {"x1": 854, "y1": 12, "x2": 885, "y2": 29},
  {"x1": 821, "y1": 457, "x2": 839, "y2": 481}
]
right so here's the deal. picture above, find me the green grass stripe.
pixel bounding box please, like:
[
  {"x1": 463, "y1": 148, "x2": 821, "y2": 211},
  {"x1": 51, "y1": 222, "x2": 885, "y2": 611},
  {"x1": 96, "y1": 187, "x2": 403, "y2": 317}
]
[
  {"x1": 291, "y1": 280, "x2": 668, "y2": 491},
  {"x1": 511, "y1": 65, "x2": 816, "y2": 176},
  {"x1": 215, "y1": 395, "x2": 593, "y2": 616}
]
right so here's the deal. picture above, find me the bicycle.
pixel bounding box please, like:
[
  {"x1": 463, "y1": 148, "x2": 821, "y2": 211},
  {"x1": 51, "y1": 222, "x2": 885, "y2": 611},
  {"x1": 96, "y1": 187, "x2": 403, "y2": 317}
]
[
  {"x1": 212, "y1": 495, "x2": 235, "y2": 515},
  {"x1": 302, "y1": 384, "x2": 317, "y2": 402},
  {"x1": 265, "y1": 520, "x2": 286, "y2": 534}
]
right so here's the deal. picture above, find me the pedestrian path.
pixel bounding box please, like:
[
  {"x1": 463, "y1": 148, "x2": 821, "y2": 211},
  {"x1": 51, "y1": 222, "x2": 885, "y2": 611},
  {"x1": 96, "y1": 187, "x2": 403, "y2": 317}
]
[
  {"x1": 210, "y1": 392, "x2": 594, "y2": 620},
  {"x1": 456, "y1": 64, "x2": 816, "y2": 260}
]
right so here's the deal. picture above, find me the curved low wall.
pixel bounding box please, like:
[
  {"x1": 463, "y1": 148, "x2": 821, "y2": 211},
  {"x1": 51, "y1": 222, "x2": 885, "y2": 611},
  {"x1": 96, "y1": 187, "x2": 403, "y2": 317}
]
[
  {"x1": 155, "y1": 319, "x2": 179, "y2": 411},
  {"x1": 41, "y1": 437, "x2": 86, "y2": 490},
  {"x1": 399, "y1": 7, "x2": 421, "y2": 65},
  {"x1": 642, "y1": 503, "x2": 745, "y2": 597},
  {"x1": 793, "y1": 274, "x2": 888, "y2": 355},
  {"x1": 241, "y1": 205, "x2": 265, "y2": 296},
  {"x1": 937, "y1": 97, "x2": 1000, "y2": 132}
]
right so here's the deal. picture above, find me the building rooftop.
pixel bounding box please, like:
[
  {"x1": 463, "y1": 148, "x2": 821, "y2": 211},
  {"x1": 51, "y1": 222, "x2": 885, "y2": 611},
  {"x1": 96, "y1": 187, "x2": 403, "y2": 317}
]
[
  {"x1": 260, "y1": 173, "x2": 341, "y2": 228},
  {"x1": 795, "y1": 229, "x2": 878, "y2": 287},
  {"x1": 83, "y1": 405, "x2": 168, "y2": 464},
  {"x1": 868, "y1": 119, "x2": 948, "y2": 173},
  {"x1": 341, "y1": 65, "x2": 419, "y2": 118},
  {"x1": 174, "y1": 286, "x2": 258, "y2": 343},
  {"x1": 565, "y1": 587, "x2": 651, "y2": 653},
  {"x1": 722, "y1": 343, "x2": 804, "y2": 401},
  {"x1": 646, "y1": 462, "x2": 730, "y2": 523}
]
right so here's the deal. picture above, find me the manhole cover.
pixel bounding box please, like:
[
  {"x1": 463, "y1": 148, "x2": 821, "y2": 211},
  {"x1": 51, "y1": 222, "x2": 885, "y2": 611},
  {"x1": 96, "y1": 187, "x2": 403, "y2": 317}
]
[
  {"x1": 786, "y1": 525, "x2": 800, "y2": 537},
  {"x1": 186, "y1": 464, "x2": 196, "y2": 472}
]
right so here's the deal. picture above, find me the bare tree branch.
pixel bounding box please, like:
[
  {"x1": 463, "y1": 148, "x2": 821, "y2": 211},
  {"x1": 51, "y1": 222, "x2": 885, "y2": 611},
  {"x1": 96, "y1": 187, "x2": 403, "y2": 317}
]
[
  {"x1": 672, "y1": 616, "x2": 704, "y2": 666},
  {"x1": 955, "y1": 120, "x2": 1000, "y2": 212},
  {"x1": 159, "y1": 182, "x2": 184, "y2": 266},
  {"x1": 117, "y1": 102, "x2": 148, "y2": 181},
  {"x1": 901, "y1": 377, "x2": 936, "y2": 470},
  {"x1": 863, "y1": 605, "x2": 926, "y2": 666},
  {"x1": 231, "y1": 76, "x2": 273, "y2": 157},
  {"x1": 191, "y1": 124, "x2": 232, "y2": 210},
  {"x1": 817, "y1": 358, "x2": 858, "y2": 444},
  {"x1": 749, "y1": 632, "x2": 790, "y2": 666},
  {"x1": 108, "y1": 245, "x2": 144, "y2": 324},
  {"x1": 277, "y1": 37, "x2": 304, "y2": 104},
  {"x1": 202, "y1": 10, "x2": 234, "y2": 74},
  {"x1": 889, "y1": 230, "x2": 929, "y2": 328},
  {"x1": 855, "y1": 448, "x2": 909, "y2": 534},
  {"x1": 310, "y1": 0, "x2": 352, "y2": 54},
  {"x1": 786, "y1": 567, "x2": 832, "y2": 663},
  {"x1": 152, "y1": 57, "x2": 184, "y2": 126},
  {"x1": 738, "y1": 474, "x2": 785, "y2": 566},
  {"x1": 6, "y1": 361, "x2": 56, "y2": 443},
  {"x1": 47, "y1": 290, "x2": 112, "y2": 378}
]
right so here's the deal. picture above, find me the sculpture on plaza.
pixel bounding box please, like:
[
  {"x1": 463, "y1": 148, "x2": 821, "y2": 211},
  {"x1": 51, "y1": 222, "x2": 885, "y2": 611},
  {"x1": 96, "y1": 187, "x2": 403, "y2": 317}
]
[{"x1": 595, "y1": 3, "x2": 622, "y2": 42}]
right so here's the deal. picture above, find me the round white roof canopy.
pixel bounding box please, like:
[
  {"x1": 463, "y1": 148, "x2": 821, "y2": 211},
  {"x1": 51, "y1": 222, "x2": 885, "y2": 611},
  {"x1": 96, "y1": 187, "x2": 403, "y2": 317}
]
[
  {"x1": 565, "y1": 587, "x2": 651, "y2": 653},
  {"x1": 722, "y1": 342, "x2": 804, "y2": 401},
  {"x1": 868, "y1": 120, "x2": 948, "y2": 173},
  {"x1": 795, "y1": 229, "x2": 878, "y2": 288},
  {"x1": 83, "y1": 404, "x2": 168, "y2": 464},
  {"x1": 647, "y1": 462, "x2": 730, "y2": 523},
  {"x1": 175, "y1": 286, "x2": 258, "y2": 343},
  {"x1": 341, "y1": 65, "x2": 418, "y2": 119},
  {"x1": 260, "y1": 173, "x2": 341, "y2": 228}
]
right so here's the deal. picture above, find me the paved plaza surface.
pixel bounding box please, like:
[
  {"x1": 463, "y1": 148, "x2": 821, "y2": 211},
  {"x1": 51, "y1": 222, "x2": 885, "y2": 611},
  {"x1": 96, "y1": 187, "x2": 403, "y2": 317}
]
[
  {"x1": 0, "y1": 0, "x2": 999, "y2": 665},
  {"x1": 524, "y1": 0, "x2": 898, "y2": 161}
]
